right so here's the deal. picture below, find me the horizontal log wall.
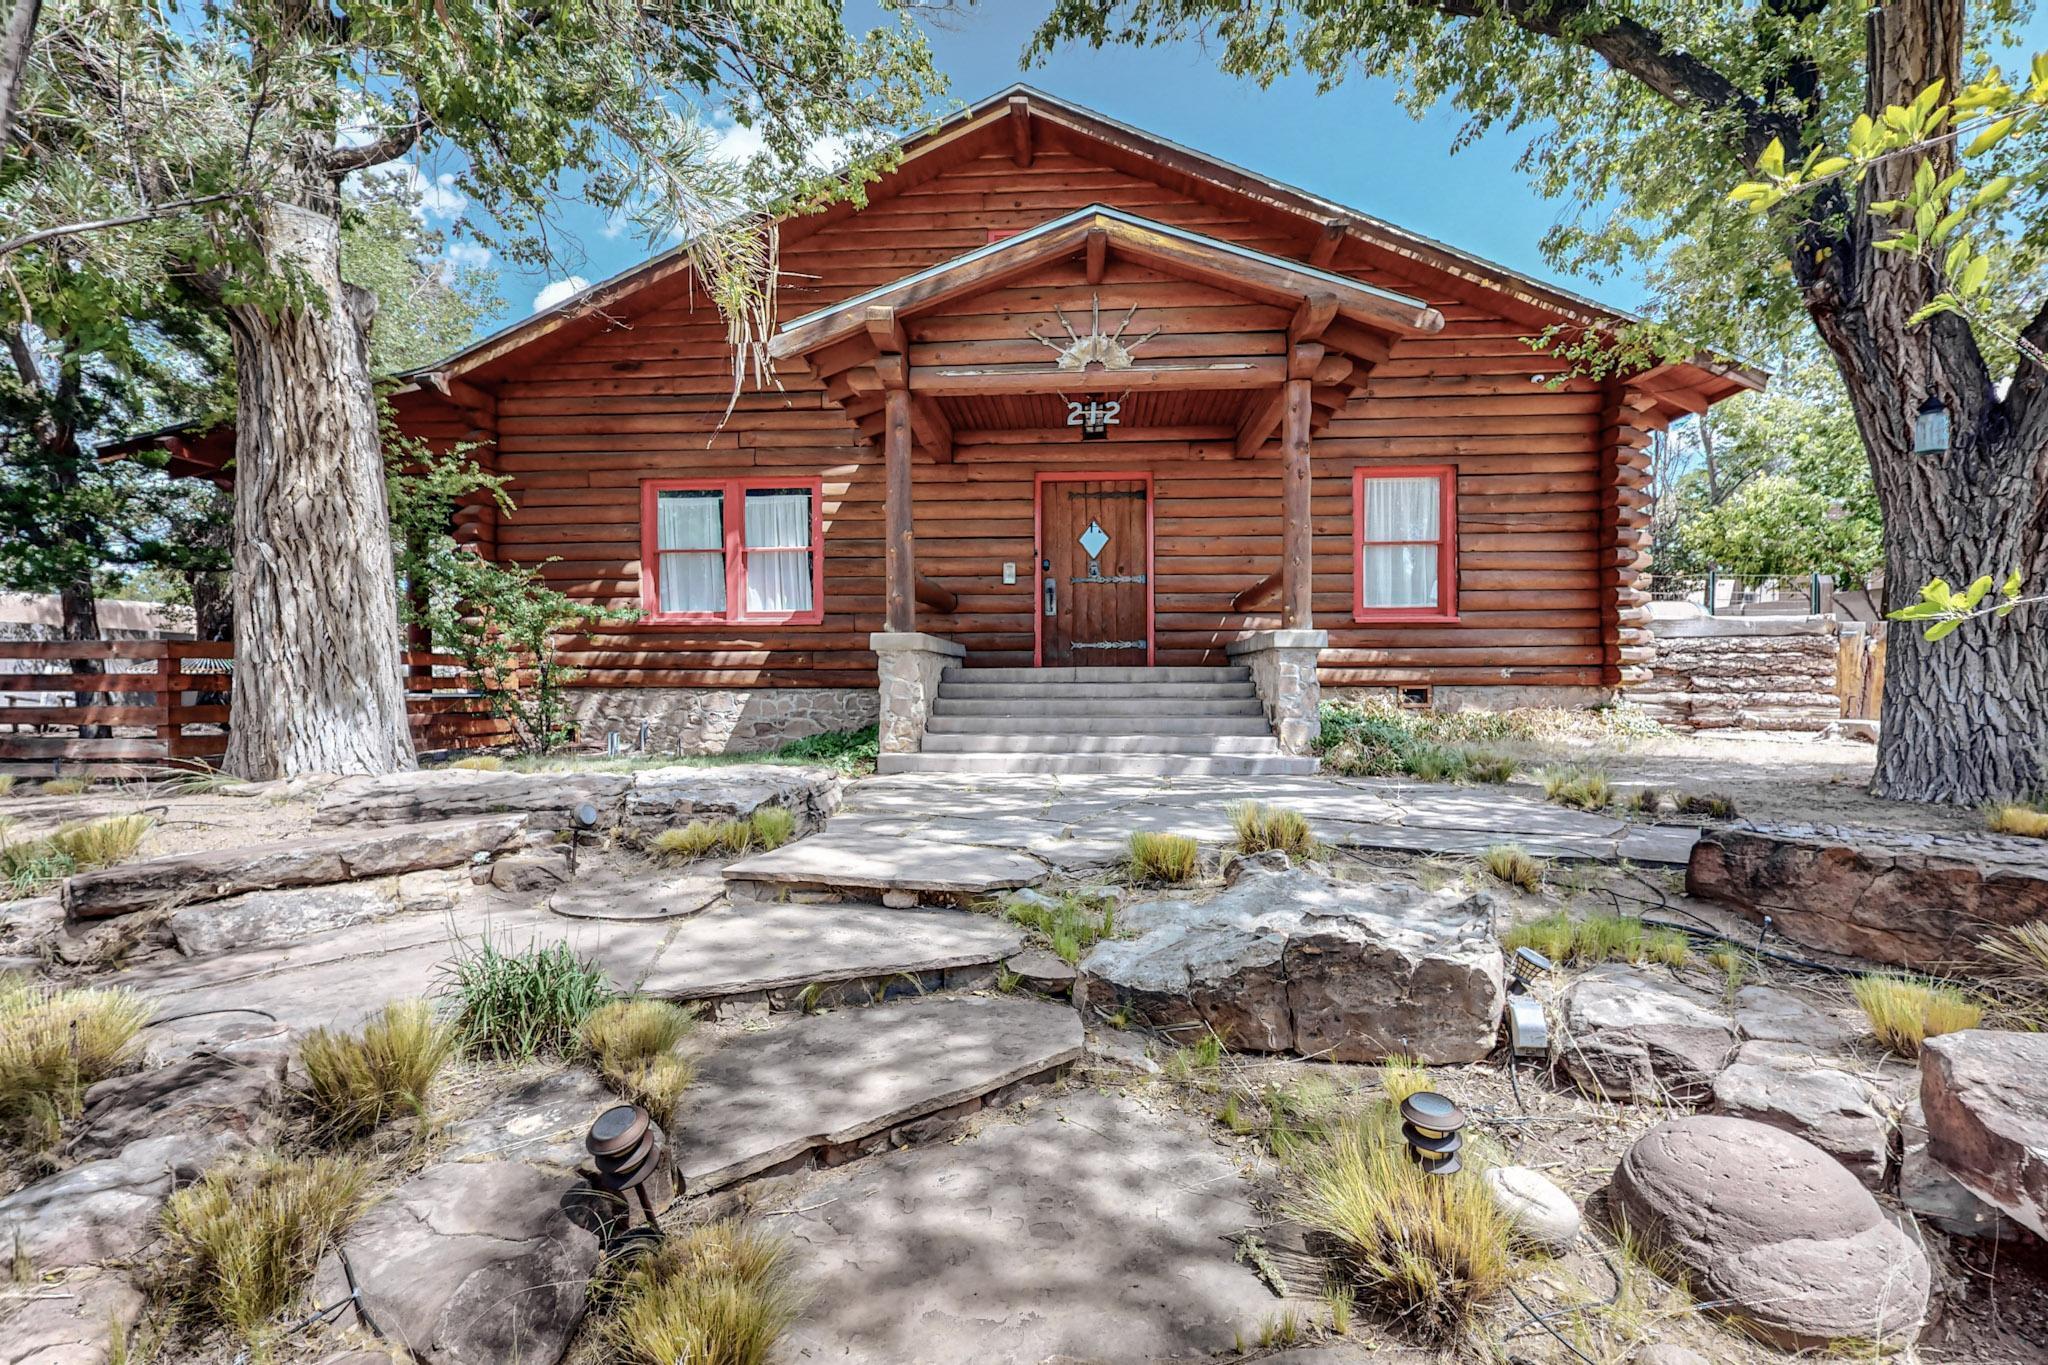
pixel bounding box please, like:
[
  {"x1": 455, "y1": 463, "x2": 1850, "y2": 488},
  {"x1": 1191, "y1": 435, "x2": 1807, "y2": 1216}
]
[{"x1": 466, "y1": 140, "x2": 1611, "y2": 691}]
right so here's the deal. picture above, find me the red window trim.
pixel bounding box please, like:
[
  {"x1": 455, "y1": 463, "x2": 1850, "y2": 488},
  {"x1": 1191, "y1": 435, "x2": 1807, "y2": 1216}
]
[
  {"x1": 638, "y1": 477, "x2": 825, "y2": 625},
  {"x1": 1352, "y1": 465, "x2": 1458, "y2": 623}
]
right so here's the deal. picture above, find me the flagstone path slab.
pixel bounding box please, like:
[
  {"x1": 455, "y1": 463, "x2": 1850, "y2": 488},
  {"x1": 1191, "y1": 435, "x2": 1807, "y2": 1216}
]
[
  {"x1": 722, "y1": 830, "x2": 1049, "y2": 899},
  {"x1": 669, "y1": 995, "x2": 1083, "y2": 1191},
  {"x1": 631, "y1": 901, "x2": 1023, "y2": 1004},
  {"x1": 764, "y1": 1090, "x2": 1279, "y2": 1363}
]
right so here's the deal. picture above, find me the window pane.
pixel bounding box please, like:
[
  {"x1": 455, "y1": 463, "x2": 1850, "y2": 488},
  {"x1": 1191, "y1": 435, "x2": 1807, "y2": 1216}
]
[
  {"x1": 1365, "y1": 476, "x2": 1440, "y2": 542},
  {"x1": 1362, "y1": 544, "x2": 1438, "y2": 609},
  {"x1": 657, "y1": 488, "x2": 724, "y2": 551},
  {"x1": 659, "y1": 552, "x2": 725, "y2": 613},
  {"x1": 744, "y1": 488, "x2": 812, "y2": 548},
  {"x1": 746, "y1": 550, "x2": 814, "y2": 614}
]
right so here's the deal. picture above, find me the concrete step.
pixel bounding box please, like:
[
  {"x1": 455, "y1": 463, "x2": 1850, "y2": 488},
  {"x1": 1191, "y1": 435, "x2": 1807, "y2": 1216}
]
[
  {"x1": 924, "y1": 714, "x2": 1275, "y2": 737},
  {"x1": 931, "y1": 698, "x2": 1267, "y2": 719},
  {"x1": 669, "y1": 994, "x2": 1084, "y2": 1192},
  {"x1": 921, "y1": 733, "x2": 1283, "y2": 755},
  {"x1": 878, "y1": 752, "x2": 1319, "y2": 777},
  {"x1": 936, "y1": 681, "x2": 1257, "y2": 701},
  {"x1": 945, "y1": 666, "x2": 1249, "y2": 684}
]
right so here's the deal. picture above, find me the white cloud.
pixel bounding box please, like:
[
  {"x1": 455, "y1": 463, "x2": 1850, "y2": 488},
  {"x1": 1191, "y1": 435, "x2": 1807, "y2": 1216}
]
[
  {"x1": 357, "y1": 161, "x2": 467, "y2": 220},
  {"x1": 532, "y1": 276, "x2": 590, "y2": 312},
  {"x1": 442, "y1": 240, "x2": 492, "y2": 274},
  {"x1": 703, "y1": 116, "x2": 850, "y2": 173}
]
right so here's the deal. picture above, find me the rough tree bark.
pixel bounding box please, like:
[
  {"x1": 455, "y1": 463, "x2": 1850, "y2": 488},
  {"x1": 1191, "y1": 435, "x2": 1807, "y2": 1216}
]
[
  {"x1": 219, "y1": 200, "x2": 416, "y2": 780},
  {"x1": 1797, "y1": 0, "x2": 2048, "y2": 803},
  {"x1": 0, "y1": 0, "x2": 39, "y2": 150}
]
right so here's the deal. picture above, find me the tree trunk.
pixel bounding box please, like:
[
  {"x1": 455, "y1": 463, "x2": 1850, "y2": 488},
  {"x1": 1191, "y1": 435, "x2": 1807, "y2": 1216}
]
[
  {"x1": 220, "y1": 201, "x2": 415, "y2": 780},
  {"x1": 57, "y1": 575, "x2": 107, "y2": 740},
  {"x1": 1803, "y1": 0, "x2": 2048, "y2": 804},
  {"x1": 0, "y1": 0, "x2": 39, "y2": 151}
]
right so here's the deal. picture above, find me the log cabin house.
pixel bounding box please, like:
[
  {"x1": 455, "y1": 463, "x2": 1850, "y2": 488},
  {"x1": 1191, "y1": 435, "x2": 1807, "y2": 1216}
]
[{"x1": 142, "y1": 87, "x2": 1759, "y2": 775}]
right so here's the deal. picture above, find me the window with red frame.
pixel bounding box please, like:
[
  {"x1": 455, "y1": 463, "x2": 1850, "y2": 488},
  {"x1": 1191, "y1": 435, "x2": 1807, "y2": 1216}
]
[
  {"x1": 1353, "y1": 466, "x2": 1457, "y2": 621},
  {"x1": 640, "y1": 478, "x2": 823, "y2": 624}
]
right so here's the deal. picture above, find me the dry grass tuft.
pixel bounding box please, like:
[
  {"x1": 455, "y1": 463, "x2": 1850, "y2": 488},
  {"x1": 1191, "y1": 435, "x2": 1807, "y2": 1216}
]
[
  {"x1": 448, "y1": 754, "x2": 507, "y2": 771},
  {"x1": 649, "y1": 807, "x2": 797, "y2": 864},
  {"x1": 0, "y1": 977, "x2": 151, "y2": 1149},
  {"x1": 48, "y1": 814, "x2": 153, "y2": 869},
  {"x1": 1542, "y1": 766, "x2": 1612, "y2": 811},
  {"x1": 649, "y1": 822, "x2": 724, "y2": 863},
  {"x1": 299, "y1": 1001, "x2": 455, "y2": 1142},
  {"x1": 160, "y1": 1151, "x2": 373, "y2": 1345},
  {"x1": 1987, "y1": 802, "x2": 2048, "y2": 839},
  {"x1": 37, "y1": 777, "x2": 88, "y2": 796},
  {"x1": 1283, "y1": 1097, "x2": 1514, "y2": 1339},
  {"x1": 1377, "y1": 1056, "x2": 1435, "y2": 1108},
  {"x1": 0, "y1": 775, "x2": 14, "y2": 797},
  {"x1": 1503, "y1": 911, "x2": 1689, "y2": 968},
  {"x1": 1126, "y1": 831, "x2": 1200, "y2": 884},
  {"x1": 581, "y1": 999, "x2": 698, "y2": 1126},
  {"x1": 1231, "y1": 802, "x2": 1318, "y2": 861},
  {"x1": 598, "y1": 1221, "x2": 800, "y2": 1365},
  {"x1": 1983, "y1": 921, "x2": 2048, "y2": 998},
  {"x1": 1477, "y1": 843, "x2": 1545, "y2": 893},
  {"x1": 1852, "y1": 975, "x2": 1983, "y2": 1055},
  {"x1": 1462, "y1": 750, "x2": 1519, "y2": 785}
]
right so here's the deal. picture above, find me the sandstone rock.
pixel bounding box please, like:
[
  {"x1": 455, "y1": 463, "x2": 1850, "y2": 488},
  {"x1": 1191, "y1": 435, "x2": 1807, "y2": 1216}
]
[
  {"x1": 621, "y1": 763, "x2": 842, "y2": 835},
  {"x1": 313, "y1": 1159, "x2": 602, "y2": 1365},
  {"x1": 1483, "y1": 1165, "x2": 1580, "y2": 1252},
  {"x1": 0, "y1": 1133, "x2": 234, "y2": 1271},
  {"x1": 489, "y1": 853, "x2": 570, "y2": 892},
  {"x1": 1898, "y1": 1098, "x2": 2019, "y2": 1240},
  {"x1": 1005, "y1": 948, "x2": 1078, "y2": 996},
  {"x1": 441, "y1": 1068, "x2": 616, "y2": 1169},
  {"x1": 0, "y1": 1270, "x2": 144, "y2": 1365},
  {"x1": 1732, "y1": 984, "x2": 1852, "y2": 1048},
  {"x1": 73, "y1": 1047, "x2": 288, "y2": 1160},
  {"x1": 1079, "y1": 861, "x2": 1503, "y2": 1064},
  {"x1": 1557, "y1": 965, "x2": 1735, "y2": 1104},
  {"x1": 63, "y1": 815, "x2": 526, "y2": 919},
  {"x1": 1709, "y1": 1041, "x2": 1889, "y2": 1187},
  {"x1": 1612, "y1": 1115, "x2": 1930, "y2": 1349},
  {"x1": 311, "y1": 768, "x2": 631, "y2": 828},
  {"x1": 1920, "y1": 1029, "x2": 2048, "y2": 1237},
  {"x1": 1688, "y1": 822, "x2": 2048, "y2": 968},
  {"x1": 168, "y1": 882, "x2": 394, "y2": 956}
]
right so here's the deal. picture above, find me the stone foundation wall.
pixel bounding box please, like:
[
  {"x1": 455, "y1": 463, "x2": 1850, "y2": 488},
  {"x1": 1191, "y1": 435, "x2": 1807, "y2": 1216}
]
[
  {"x1": 1634, "y1": 616, "x2": 1842, "y2": 732},
  {"x1": 1228, "y1": 630, "x2": 1326, "y2": 755},
  {"x1": 1323, "y1": 684, "x2": 1613, "y2": 713},
  {"x1": 565, "y1": 687, "x2": 877, "y2": 756},
  {"x1": 871, "y1": 632, "x2": 965, "y2": 754}
]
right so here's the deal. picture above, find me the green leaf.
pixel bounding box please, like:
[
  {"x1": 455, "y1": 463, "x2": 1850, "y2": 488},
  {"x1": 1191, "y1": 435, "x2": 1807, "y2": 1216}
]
[
  {"x1": 1908, "y1": 296, "x2": 1959, "y2": 325},
  {"x1": 1757, "y1": 138, "x2": 1785, "y2": 178},
  {"x1": 1889, "y1": 601, "x2": 1948, "y2": 620},
  {"x1": 1965, "y1": 116, "x2": 2016, "y2": 155},
  {"x1": 1729, "y1": 181, "x2": 1772, "y2": 203},
  {"x1": 1959, "y1": 254, "x2": 1991, "y2": 295},
  {"x1": 1962, "y1": 575, "x2": 1995, "y2": 609},
  {"x1": 1923, "y1": 578, "x2": 1956, "y2": 607},
  {"x1": 1925, "y1": 617, "x2": 1966, "y2": 641},
  {"x1": 2002, "y1": 569, "x2": 2024, "y2": 599},
  {"x1": 1969, "y1": 176, "x2": 2015, "y2": 211}
]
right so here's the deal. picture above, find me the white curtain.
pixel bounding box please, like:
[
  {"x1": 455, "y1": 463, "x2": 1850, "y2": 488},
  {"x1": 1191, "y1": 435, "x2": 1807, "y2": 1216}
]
[
  {"x1": 744, "y1": 488, "x2": 814, "y2": 614},
  {"x1": 657, "y1": 489, "x2": 725, "y2": 613},
  {"x1": 1361, "y1": 476, "x2": 1440, "y2": 609}
]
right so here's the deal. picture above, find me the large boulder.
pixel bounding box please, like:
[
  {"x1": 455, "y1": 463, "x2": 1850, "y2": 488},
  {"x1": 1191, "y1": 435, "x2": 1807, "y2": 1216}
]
[
  {"x1": 1079, "y1": 856, "x2": 1503, "y2": 1064},
  {"x1": 0, "y1": 1133, "x2": 233, "y2": 1271},
  {"x1": 72, "y1": 1046, "x2": 289, "y2": 1161},
  {"x1": 1612, "y1": 1116, "x2": 1931, "y2": 1349},
  {"x1": 1920, "y1": 1029, "x2": 2048, "y2": 1238},
  {"x1": 168, "y1": 882, "x2": 395, "y2": 957},
  {"x1": 1898, "y1": 1098, "x2": 2020, "y2": 1240},
  {"x1": 1709, "y1": 1041, "x2": 1889, "y2": 1188},
  {"x1": 1688, "y1": 822, "x2": 2048, "y2": 968},
  {"x1": 1557, "y1": 965, "x2": 1735, "y2": 1104},
  {"x1": 621, "y1": 763, "x2": 842, "y2": 836}
]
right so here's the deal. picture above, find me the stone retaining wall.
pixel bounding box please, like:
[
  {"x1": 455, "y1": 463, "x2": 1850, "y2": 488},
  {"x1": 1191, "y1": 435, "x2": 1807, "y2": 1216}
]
[
  {"x1": 1633, "y1": 615, "x2": 1842, "y2": 732},
  {"x1": 565, "y1": 686, "x2": 877, "y2": 755}
]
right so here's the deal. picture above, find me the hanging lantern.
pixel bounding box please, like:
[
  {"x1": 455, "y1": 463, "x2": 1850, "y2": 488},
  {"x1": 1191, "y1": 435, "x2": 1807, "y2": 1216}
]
[
  {"x1": 1913, "y1": 395, "x2": 1950, "y2": 456},
  {"x1": 1398, "y1": 1090, "x2": 1469, "y2": 1176}
]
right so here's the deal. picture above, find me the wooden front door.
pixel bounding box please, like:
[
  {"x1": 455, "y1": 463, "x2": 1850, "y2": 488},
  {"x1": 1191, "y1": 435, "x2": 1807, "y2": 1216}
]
[{"x1": 1037, "y1": 475, "x2": 1153, "y2": 667}]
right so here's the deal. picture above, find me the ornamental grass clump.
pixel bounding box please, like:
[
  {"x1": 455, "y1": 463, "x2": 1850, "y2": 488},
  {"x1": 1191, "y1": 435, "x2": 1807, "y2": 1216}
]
[
  {"x1": 1477, "y1": 843, "x2": 1545, "y2": 893},
  {"x1": 1282, "y1": 1075, "x2": 1513, "y2": 1339},
  {"x1": 1852, "y1": 975, "x2": 1983, "y2": 1055},
  {"x1": 1126, "y1": 831, "x2": 1200, "y2": 884},
  {"x1": 1542, "y1": 766, "x2": 1612, "y2": 811},
  {"x1": 1001, "y1": 889, "x2": 1117, "y2": 965},
  {"x1": 37, "y1": 777, "x2": 88, "y2": 796},
  {"x1": 580, "y1": 999, "x2": 699, "y2": 1126},
  {"x1": 441, "y1": 939, "x2": 615, "y2": 1059},
  {"x1": 598, "y1": 1221, "x2": 801, "y2": 1365},
  {"x1": 649, "y1": 807, "x2": 797, "y2": 864},
  {"x1": 0, "y1": 977, "x2": 152, "y2": 1150},
  {"x1": 299, "y1": 1001, "x2": 455, "y2": 1142},
  {"x1": 1502, "y1": 911, "x2": 1689, "y2": 968},
  {"x1": 1, "y1": 814, "x2": 153, "y2": 900},
  {"x1": 1987, "y1": 801, "x2": 2048, "y2": 839},
  {"x1": 1231, "y1": 802, "x2": 1318, "y2": 861},
  {"x1": 159, "y1": 1152, "x2": 373, "y2": 1347}
]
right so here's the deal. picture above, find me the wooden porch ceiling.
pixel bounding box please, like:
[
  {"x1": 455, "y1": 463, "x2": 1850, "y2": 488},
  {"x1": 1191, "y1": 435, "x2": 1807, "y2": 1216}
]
[{"x1": 767, "y1": 206, "x2": 1446, "y2": 463}]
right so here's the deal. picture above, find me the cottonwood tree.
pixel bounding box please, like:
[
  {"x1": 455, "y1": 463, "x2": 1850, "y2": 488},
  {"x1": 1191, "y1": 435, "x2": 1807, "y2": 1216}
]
[
  {"x1": 1033, "y1": 0, "x2": 2048, "y2": 804},
  {"x1": 6, "y1": 1, "x2": 940, "y2": 779}
]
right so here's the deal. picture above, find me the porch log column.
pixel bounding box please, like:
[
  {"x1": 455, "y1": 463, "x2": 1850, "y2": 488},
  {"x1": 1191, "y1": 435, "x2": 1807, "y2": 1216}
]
[
  {"x1": 1280, "y1": 376, "x2": 1314, "y2": 628},
  {"x1": 884, "y1": 385, "x2": 916, "y2": 633}
]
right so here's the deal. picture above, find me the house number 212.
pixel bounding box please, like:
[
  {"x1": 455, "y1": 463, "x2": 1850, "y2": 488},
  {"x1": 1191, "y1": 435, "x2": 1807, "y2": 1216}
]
[{"x1": 1066, "y1": 399, "x2": 1121, "y2": 428}]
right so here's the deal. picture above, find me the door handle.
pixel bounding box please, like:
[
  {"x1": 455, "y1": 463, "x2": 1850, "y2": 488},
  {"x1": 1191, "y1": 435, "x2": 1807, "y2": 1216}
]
[{"x1": 1043, "y1": 575, "x2": 1057, "y2": 617}]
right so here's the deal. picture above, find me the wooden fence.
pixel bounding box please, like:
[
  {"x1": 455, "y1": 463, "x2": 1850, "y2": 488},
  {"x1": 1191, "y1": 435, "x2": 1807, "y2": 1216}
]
[
  {"x1": 0, "y1": 639, "x2": 514, "y2": 773},
  {"x1": 1836, "y1": 623, "x2": 1886, "y2": 722}
]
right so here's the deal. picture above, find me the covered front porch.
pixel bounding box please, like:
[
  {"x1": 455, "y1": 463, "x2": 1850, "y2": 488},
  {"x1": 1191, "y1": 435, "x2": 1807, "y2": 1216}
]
[{"x1": 767, "y1": 206, "x2": 1444, "y2": 768}]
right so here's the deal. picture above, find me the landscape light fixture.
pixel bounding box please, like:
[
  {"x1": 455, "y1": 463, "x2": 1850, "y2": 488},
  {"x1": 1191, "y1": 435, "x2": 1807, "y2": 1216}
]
[
  {"x1": 585, "y1": 1102, "x2": 670, "y2": 1230},
  {"x1": 1913, "y1": 394, "x2": 1950, "y2": 456},
  {"x1": 567, "y1": 801, "x2": 600, "y2": 874},
  {"x1": 1398, "y1": 1090, "x2": 1468, "y2": 1176}
]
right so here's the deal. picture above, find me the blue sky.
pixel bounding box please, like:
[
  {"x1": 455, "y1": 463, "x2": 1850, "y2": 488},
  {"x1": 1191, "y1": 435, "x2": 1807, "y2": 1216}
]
[{"x1": 428, "y1": 4, "x2": 2046, "y2": 336}]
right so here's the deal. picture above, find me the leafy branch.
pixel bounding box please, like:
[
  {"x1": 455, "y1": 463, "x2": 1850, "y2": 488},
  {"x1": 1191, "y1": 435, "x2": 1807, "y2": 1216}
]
[{"x1": 1887, "y1": 572, "x2": 2039, "y2": 640}]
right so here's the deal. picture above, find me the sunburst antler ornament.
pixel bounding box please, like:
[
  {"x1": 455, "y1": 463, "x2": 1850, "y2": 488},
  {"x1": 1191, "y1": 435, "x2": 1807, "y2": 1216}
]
[{"x1": 1028, "y1": 293, "x2": 1159, "y2": 371}]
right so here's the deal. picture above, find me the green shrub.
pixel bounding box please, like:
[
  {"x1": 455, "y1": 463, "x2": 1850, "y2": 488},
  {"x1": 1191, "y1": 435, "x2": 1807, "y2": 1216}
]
[
  {"x1": 160, "y1": 1152, "x2": 373, "y2": 1345},
  {"x1": 1404, "y1": 744, "x2": 1469, "y2": 784},
  {"x1": 440, "y1": 939, "x2": 615, "y2": 1059},
  {"x1": 759, "y1": 725, "x2": 878, "y2": 775},
  {"x1": 0, "y1": 815, "x2": 153, "y2": 900},
  {"x1": 1127, "y1": 831, "x2": 1200, "y2": 884},
  {"x1": 299, "y1": 1001, "x2": 455, "y2": 1141},
  {"x1": 0, "y1": 978, "x2": 151, "y2": 1149},
  {"x1": 1001, "y1": 889, "x2": 1118, "y2": 965},
  {"x1": 749, "y1": 806, "x2": 797, "y2": 850},
  {"x1": 598, "y1": 1221, "x2": 800, "y2": 1365}
]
